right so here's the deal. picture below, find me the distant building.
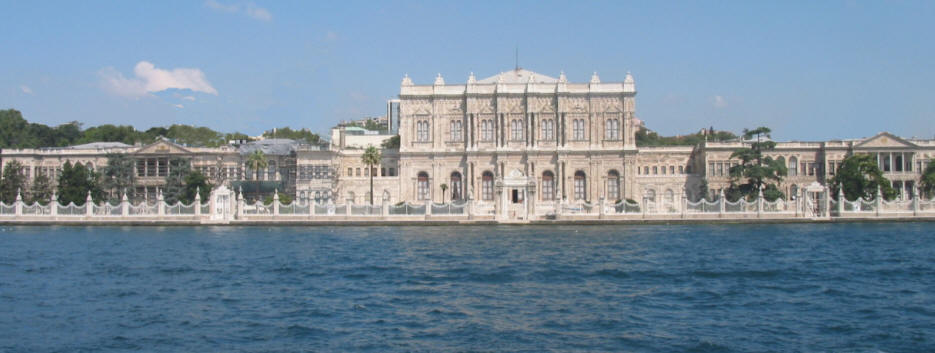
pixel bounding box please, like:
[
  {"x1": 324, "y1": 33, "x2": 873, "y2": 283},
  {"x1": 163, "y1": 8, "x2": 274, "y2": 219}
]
[{"x1": 2, "y1": 69, "x2": 933, "y2": 221}]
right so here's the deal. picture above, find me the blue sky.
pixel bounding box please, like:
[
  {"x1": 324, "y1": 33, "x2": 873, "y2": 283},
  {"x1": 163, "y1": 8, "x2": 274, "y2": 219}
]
[{"x1": 1, "y1": 1, "x2": 933, "y2": 140}]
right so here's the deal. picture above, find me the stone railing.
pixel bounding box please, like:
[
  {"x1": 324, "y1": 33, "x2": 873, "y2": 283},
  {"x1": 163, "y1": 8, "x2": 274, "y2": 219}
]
[{"x1": 1, "y1": 187, "x2": 933, "y2": 224}]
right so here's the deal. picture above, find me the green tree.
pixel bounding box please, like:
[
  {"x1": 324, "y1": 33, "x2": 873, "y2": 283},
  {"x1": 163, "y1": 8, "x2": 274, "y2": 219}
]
[
  {"x1": 29, "y1": 174, "x2": 53, "y2": 204},
  {"x1": 181, "y1": 171, "x2": 213, "y2": 204},
  {"x1": 0, "y1": 161, "x2": 27, "y2": 204},
  {"x1": 381, "y1": 135, "x2": 400, "y2": 149},
  {"x1": 264, "y1": 192, "x2": 293, "y2": 205},
  {"x1": 246, "y1": 150, "x2": 268, "y2": 201},
  {"x1": 165, "y1": 124, "x2": 224, "y2": 147},
  {"x1": 922, "y1": 159, "x2": 935, "y2": 198},
  {"x1": 101, "y1": 153, "x2": 137, "y2": 202},
  {"x1": 163, "y1": 157, "x2": 191, "y2": 204},
  {"x1": 57, "y1": 161, "x2": 103, "y2": 205},
  {"x1": 263, "y1": 127, "x2": 321, "y2": 145},
  {"x1": 830, "y1": 154, "x2": 898, "y2": 201},
  {"x1": 77, "y1": 124, "x2": 141, "y2": 145},
  {"x1": 635, "y1": 126, "x2": 737, "y2": 147},
  {"x1": 725, "y1": 127, "x2": 787, "y2": 201},
  {"x1": 361, "y1": 146, "x2": 381, "y2": 205}
]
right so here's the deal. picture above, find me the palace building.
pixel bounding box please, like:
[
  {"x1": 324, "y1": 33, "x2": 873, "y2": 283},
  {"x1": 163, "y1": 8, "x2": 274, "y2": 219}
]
[{"x1": 2, "y1": 68, "x2": 933, "y2": 221}]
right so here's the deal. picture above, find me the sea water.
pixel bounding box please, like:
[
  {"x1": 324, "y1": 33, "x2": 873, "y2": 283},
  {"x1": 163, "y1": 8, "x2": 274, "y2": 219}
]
[{"x1": 1, "y1": 223, "x2": 933, "y2": 352}]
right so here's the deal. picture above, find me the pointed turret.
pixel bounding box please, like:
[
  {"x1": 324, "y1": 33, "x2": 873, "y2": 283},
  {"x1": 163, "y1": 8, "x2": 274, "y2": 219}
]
[
  {"x1": 558, "y1": 70, "x2": 567, "y2": 83},
  {"x1": 590, "y1": 71, "x2": 601, "y2": 84},
  {"x1": 401, "y1": 73, "x2": 413, "y2": 86},
  {"x1": 467, "y1": 72, "x2": 476, "y2": 84},
  {"x1": 434, "y1": 73, "x2": 445, "y2": 85},
  {"x1": 623, "y1": 71, "x2": 636, "y2": 93}
]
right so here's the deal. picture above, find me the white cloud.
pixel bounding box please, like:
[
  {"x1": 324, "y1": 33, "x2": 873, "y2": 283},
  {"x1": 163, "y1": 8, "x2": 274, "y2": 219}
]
[
  {"x1": 205, "y1": 0, "x2": 271, "y2": 21},
  {"x1": 324, "y1": 30, "x2": 339, "y2": 42},
  {"x1": 99, "y1": 61, "x2": 218, "y2": 98},
  {"x1": 713, "y1": 95, "x2": 728, "y2": 108},
  {"x1": 182, "y1": 95, "x2": 196, "y2": 101},
  {"x1": 20, "y1": 85, "x2": 33, "y2": 95},
  {"x1": 174, "y1": 104, "x2": 185, "y2": 109}
]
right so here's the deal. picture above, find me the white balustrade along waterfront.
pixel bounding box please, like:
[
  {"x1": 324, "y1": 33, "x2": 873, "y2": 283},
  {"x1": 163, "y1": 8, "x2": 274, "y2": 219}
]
[{"x1": 1, "y1": 185, "x2": 934, "y2": 224}]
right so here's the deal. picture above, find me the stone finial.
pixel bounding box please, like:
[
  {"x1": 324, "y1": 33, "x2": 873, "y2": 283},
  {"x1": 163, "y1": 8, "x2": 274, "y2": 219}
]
[
  {"x1": 434, "y1": 73, "x2": 445, "y2": 85},
  {"x1": 590, "y1": 71, "x2": 601, "y2": 84},
  {"x1": 558, "y1": 70, "x2": 567, "y2": 83},
  {"x1": 122, "y1": 189, "x2": 128, "y2": 201},
  {"x1": 273, "y1": 189, "x2": 279, "y2": 201},
  {"x1": 497, "y1": 73, "x2": 504, "y2": 84},
  {"x1": 86, "y1": 190, "x2": 93, "y2": 202},
  {"x1": 194, "y1": 187, "x2": 201, "y2": 201},
  {"x1": 467, "y1": 72, "x2": 476, "y2": 84},
  {"x1": 401, "y1": 74, "x2": 413, "y2": 86},
  {"x1": 16, "y1": 188, "x2": 21, "y2": 202},
  {"x1": 51, "y1": 191, "x2": 57, "y2": 201},
  {"x1": 527, "y1": 72, "x2": 536, "y2": 83}
]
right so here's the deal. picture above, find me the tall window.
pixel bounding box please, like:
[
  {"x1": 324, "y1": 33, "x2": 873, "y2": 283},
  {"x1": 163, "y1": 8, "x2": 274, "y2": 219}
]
[
  {"x1": 788, "y1": 157, "x2": 798, "y2": 176},
  {"x1": 541, "y1": 119, "x2": 554, "y2": 140},
  {"x1": 574, "y1": 171, "x2": 587, "y2": 201},
  {"x1": 606, "y1": 170, "x2": 620, "y2": 200},
  {"x1": 604, "y1": 119, "x2": 619, "y2": 140},
  {"x1": 542, "y1": 171, "x2": 555, "y2": 201},
  {"x1": 511, "y1": 119, "x2": 523, "y2": 140},
  {"x1": 482, "y1": 171, "x2": 494, "y2": 201},
  {"x1": 450, "y1": 172, "x2": 462, "y2": 200},
  {"x1": 450, "y1": 120, "x2": 462, "y2": 141},
  {"x1": 481, "y1": 120, "x2": 494, "y2": 141},
  {"x1": 573, "y1": 119, "x2": 585, "y2": 140},
  {"x1": 417, "y1": 172, "x2": 430, "y2": 200},
  {"x1": 416, "y1": 121, "x2": 430, "y2": 142}
]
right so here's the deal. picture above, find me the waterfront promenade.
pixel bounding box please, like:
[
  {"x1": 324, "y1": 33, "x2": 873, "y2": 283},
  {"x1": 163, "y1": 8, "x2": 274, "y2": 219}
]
[{"x1": 2, "y1": 186, "x2": 934, "y2": 225}]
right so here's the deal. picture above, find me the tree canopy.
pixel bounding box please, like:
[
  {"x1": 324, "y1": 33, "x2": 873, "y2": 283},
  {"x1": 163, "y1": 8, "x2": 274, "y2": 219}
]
[
  {"x1": 0, "y1": 161, "x2": 26, "y2": 204},
  {"x1": 830, "y1": 154, "x2": 897, "y2": 201},
  {"x1": 636, "y1": 126, "x2": 736, "y2": 147},
  {"x1": 0, "y1": 109, "x2": 253, "y2": 148},
  {"x1": 56, "y1": 161, "x2": 103, "y2": 205},
  {"x1": 263, "y1": 127, "x2": 321, "y2": 145},
  {"x1": 726, "y1": 127, "x2": 787, "y2": 201},
  {"x1": 922, "y1": 159, "x2": 935, "y2": 198}
]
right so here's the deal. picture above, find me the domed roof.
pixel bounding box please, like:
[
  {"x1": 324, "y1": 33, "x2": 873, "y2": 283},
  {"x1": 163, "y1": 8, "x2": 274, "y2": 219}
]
[{"x1": 477, "y1": 68, "x2": 558, "y2": 84}]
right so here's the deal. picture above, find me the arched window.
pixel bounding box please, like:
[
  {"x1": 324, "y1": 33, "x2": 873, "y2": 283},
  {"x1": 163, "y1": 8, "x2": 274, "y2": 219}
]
[
  {"x1": 788, "y1": 156, "x2": 798, "y2": 176},
  {"x1": 542, "y1": 171, "x2": 555, "y2": 201},
  {"x1": 417, "y1": 172, "x2": 430, "y2": 200},
  {"x1": 482, "y1": 171, "x2": 494, "y2": 201},
  {"x1": 606, "y1": 170, "x2": 620, "y2": 201},
  {"x1": 450, "y1": 172, "x2": 462, "y2": 200},
  {"x1": 643, "y1": 189, "x2": 656, "y2": 203},
  {"x1": 665, "y1": 189, "x2": 675, "y2": 205},
  {"x1": 574, "y1": 171, "x2": 587, "y2": 201},
  {"x1": 511, "y1": 119, "x2": 523, "y2": 140}
]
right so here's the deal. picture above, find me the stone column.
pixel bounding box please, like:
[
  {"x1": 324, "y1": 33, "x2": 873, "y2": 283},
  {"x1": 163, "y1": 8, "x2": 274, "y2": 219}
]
[
  {"x1": 273, "y1": 189, "x2": 280, "y2": 216},
  {"x1": 681, "y1": 190, "x2": 687, "y2": 218},
  {"x1": 719, "y1": 189, "x2": 726, "y2": 217},
  {"x1": 598, "y1": 196, "x2": 605, "y2": 219},
  {"x1": 822, "y1": 186, "x2": 831, "y2": 218},
  {"x1": 913, "y1": 187, "x2": 920, "y2": 216},
  {"x1": 425, "y1": 199, "x2": 432, "y2": 216},
  {"x1": 86, "y1": 191, "x2": 94, "y2": 217},
  {"x1": 875, "y1": 186, "x2": 883, "y2": 217},
  {"x1": 757, "y1": 188, "x2": 763, "y2": 218},
  {"x1": 157, "y1": 190, "x2": 165, "y2": 216},
  {"x1": 194, "y1": 187, "x2": 202, "y2": 216},
  {"x1": 121, "y1": 191, "x2": 129, "y2": 217},
  {"x1": 837, "y1": 187, "x2": 845, "y2": 216},
  {"x1": 14, "y1": 189, "x2": 22, "y2": 217},
  {"x1": 382, "y1": 194, "x2": 389, "y2": 218},
  {"x1": 50, "y1": 192, "x2": 58, "y2": 216},
  {"x1": 466, "y1": 195, "x2": 474, "y2": 220},
  {"x1": 237, "y1": 187, "x2": 244, "y2": 219},
  {"x1": 345, "y1": 199, "x2": 352, "y2": 217}
]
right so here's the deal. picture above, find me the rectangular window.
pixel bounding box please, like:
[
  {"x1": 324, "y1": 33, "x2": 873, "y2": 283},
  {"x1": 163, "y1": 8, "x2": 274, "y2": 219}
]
[
  {"x1": 450, "y1": 120, "x2": 462, "y2": 141},
  {"x1": 604, "y1": 118, "x2": 619, "y2": 140},
  {"x1": 511, "y1": 119, "x2": 523, "y2": 140},
  {"x1": 542, "y1": 119, "x2": 554, "y2": 140},
  {"x1": 670, "y1": 166, "x2": 675, "y2": 175},
  {"x1": 347, "y1": 168, "x2": 352, "y2": 177},
  {"x1": 708, "y1": 162, "x2": 715, "y2": 176},
  {"x1": 678, "y1": 166, "x2": 684, "y2": 174},
  {"x1": 572, "y1": 119, "x2": 585, "y2": 140}
]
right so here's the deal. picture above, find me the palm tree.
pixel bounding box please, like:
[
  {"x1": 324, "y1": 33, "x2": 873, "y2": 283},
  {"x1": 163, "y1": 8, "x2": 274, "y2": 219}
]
[
  {"x1": 246, "y1": 150, "x2": 268, "y2": 202},
  {"x1": 440, "y1": 183, "x2": 448, "y2": 204},
  {"x1": 361, "y1": 146, "x2": 381, "y2": 205}
]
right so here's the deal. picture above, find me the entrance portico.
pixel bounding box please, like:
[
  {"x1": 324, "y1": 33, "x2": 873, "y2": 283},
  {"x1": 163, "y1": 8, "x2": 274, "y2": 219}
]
[{"x1": 496, "y1": 169, "x2": 536, "y2": 221}]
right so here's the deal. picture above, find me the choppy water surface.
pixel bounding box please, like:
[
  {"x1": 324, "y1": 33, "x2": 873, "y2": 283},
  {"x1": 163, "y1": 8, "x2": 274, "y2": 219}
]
[{"x1": 1, "y1": 223, "x2": 934, "y2": 352}]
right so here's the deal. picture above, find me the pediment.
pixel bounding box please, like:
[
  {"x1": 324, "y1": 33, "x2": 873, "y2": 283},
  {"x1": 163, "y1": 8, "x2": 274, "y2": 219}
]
[
  {"x1": 413, "y1": 107, "x2": 432, "y2": 115},
  {"x1": 855, "y1": 132, "x2": 916, "y2": 149},
  {"x1": 135, "y1": 140, "x2": 192, "y2": 155}
]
